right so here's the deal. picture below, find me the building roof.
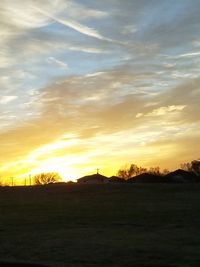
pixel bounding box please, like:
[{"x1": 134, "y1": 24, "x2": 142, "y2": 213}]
[
  {"x1": 165, "y1": 169, "x2": 198, "y2": 182},
  {"x1": 77, "y1": 173, "x2": 108, "y2": 183},
  {"x1": 127, "y1": 173, "x2": 163, "y2": 183},
  {"x1": 109, "y1": 176, "x2": 126, "y2": 183}
]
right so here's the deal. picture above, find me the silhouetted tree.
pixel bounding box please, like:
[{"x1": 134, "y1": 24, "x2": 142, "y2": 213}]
[
  {"x1": 191, "y1": 160, "x2": 200, "y2": 176},
  {"x1": 117, "y1": 164, "x2": 147, "y2": 179},
  {"x1": 148, "y1": 167, "x2": 170, "y2": 176},
  {"x1": 117, "y1": 164, "x2": 169, "y2": 179},
  {"x1": 33, "y1": 172, "x2": 61, "y2": 185},
  {"x1": 162, "y1": 168, "x2": 170, "y2": 175},
  {"x1": 148, "y1": 167, "x2": 161, "y2": 175},
  {"x1": 180, "y1": 159, "x2": 200, "y2": 176},
  {"x1": 180, "y1": 162, "x2": 192, "y2": 172}
]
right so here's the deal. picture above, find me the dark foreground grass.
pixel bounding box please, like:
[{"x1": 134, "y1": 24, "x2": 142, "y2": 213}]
[{"x1": 1, "y1": 184, "x2": 200, "y2": 267}]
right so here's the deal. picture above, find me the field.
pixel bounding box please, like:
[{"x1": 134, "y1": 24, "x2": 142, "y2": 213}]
[{"x1": 1, "y1": 184, "x2": 200, "y2": 267}]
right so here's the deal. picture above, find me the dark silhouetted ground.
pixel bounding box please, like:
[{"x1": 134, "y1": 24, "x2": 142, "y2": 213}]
[{"x1": 0, "y1": 184, "x2": 200, "y2": 267}]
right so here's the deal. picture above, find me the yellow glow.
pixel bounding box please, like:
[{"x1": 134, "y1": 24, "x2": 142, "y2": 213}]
[{"x1": 0, "y1": 123, "x2": 199, "y2": 186}]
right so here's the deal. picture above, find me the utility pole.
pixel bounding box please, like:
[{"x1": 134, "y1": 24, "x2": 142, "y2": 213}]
[
  {"x1": 11, "y1": 177, "x2": 14, "y2": 187},
  {"x1": 29, "y1": 174, "x2": 32, "y2": 186}
]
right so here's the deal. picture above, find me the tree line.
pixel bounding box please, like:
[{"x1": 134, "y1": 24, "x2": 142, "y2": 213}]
[
  {"x1": 32, "y1": 159, "x2": 200, "y2": 184},
  {"x1": 117, "y1": 159, "x2": 200, "y2": 179}
]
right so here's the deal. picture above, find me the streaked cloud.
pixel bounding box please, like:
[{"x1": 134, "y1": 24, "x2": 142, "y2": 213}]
[
  {"x1": 67, "y1": 46, "x2": 108, "y2": 54},
  {"x1": 53, "y1": 17, "x2": 109, "y2": 41},
  {"x1": 47, "y1": 57, "x2": 68, "y2": 69},
  {"x1": 33, "y1": 5, "x2": 107, "y2": 41},
  {"x1": 177, "y1": 52, "x2": 200, "y2": 58}
]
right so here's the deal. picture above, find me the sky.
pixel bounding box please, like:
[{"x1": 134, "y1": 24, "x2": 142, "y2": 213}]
[{"x1": 0, "y1": 0, "x2": 200, "y2": 183}]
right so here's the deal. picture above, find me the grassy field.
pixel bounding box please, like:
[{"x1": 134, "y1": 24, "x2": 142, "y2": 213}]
[{"x1": 0, "y1": 184, "x2": 200, "y2": 267}]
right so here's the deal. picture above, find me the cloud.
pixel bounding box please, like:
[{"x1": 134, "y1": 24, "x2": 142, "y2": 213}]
[
  {"x1": 0, "y1": 72, "x2": 199, "y2": 180},
  {"x1": 121, "y1": 24, "x2": 138, "y2": 35},
  {"x1": 68, "y1": 46, "x2": 108, "y2": 54},
  {"x1": 146, "y1": 105, "x2": 186, "y2": 117},
  {"x1": 0, "y1": 96, "x2": 18, "y2": 104},
  {"x1": 47, "y1": 57, "x2": 68, "y2": 69},
  {"x1": 63, "y1": 1, "x2": 107, "y2": 21},
  {"x1": 55, "y1": 18, "x2": 108, "y2": 40},
  {"x1": 193, "y1": 40, "x2": 200, "y2": 47},
  {"x1": 1, "y1": 1, "x2": 200, "y2": 181},
  {"x1": 33, "y1": 5, "x2": 112, "y2": 42},
  {"x1": 176, "y1": 51, "x2": 200, "y2": 58},
  {"x1": 0, "y1": 0, "x2": 111, "y2": 69}
]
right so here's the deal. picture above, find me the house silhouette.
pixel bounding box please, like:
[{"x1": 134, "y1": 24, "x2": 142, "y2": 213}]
[{"x1": 77, "y1": 173, "x2": 109, "y2": 184}]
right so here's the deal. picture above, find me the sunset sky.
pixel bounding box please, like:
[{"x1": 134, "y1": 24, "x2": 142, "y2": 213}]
[{"x1": 0, "y1": 0, "x2": 200, "y2": 183}]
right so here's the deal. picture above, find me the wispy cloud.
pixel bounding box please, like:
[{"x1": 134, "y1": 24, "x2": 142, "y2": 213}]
[
  {"x1": 47, "y1": 57, "x2": 68, "y2": 69},
  {"x1": 57, "y1": 18, "x2": 109, "y2": 40},
  {"x1": 33, "y1": 6, "x2": 111, "y2": 42},
  {"x1": 68, "y1": 46, "x2": 108, "y2": 54},
  {"x1": 176, "y1": 51, "x2": 200, "y2": 58},
  {"x1": 0, "y1": 96, "x2": 18, "y2": 104},
  {"x1": 145, "y1": 105, "x2": 186, "y2": 117}
]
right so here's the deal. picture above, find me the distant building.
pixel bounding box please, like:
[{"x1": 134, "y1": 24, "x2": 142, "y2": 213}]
[
  {"x1": 126, "y1": 169, "x2": 199, "y2": 183},
  {"x1": 109, "y1": 176, "x2": 126, "y2": 183},
  {"x1": 164, "y1": 169, "x2": 198, "y2": 183},
  {"x1": 127, "y1": 173, "x2": 163, "y2": 183},
  {"x1": 77, "y1": 173, "x2": 109, "y2": 184}
]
